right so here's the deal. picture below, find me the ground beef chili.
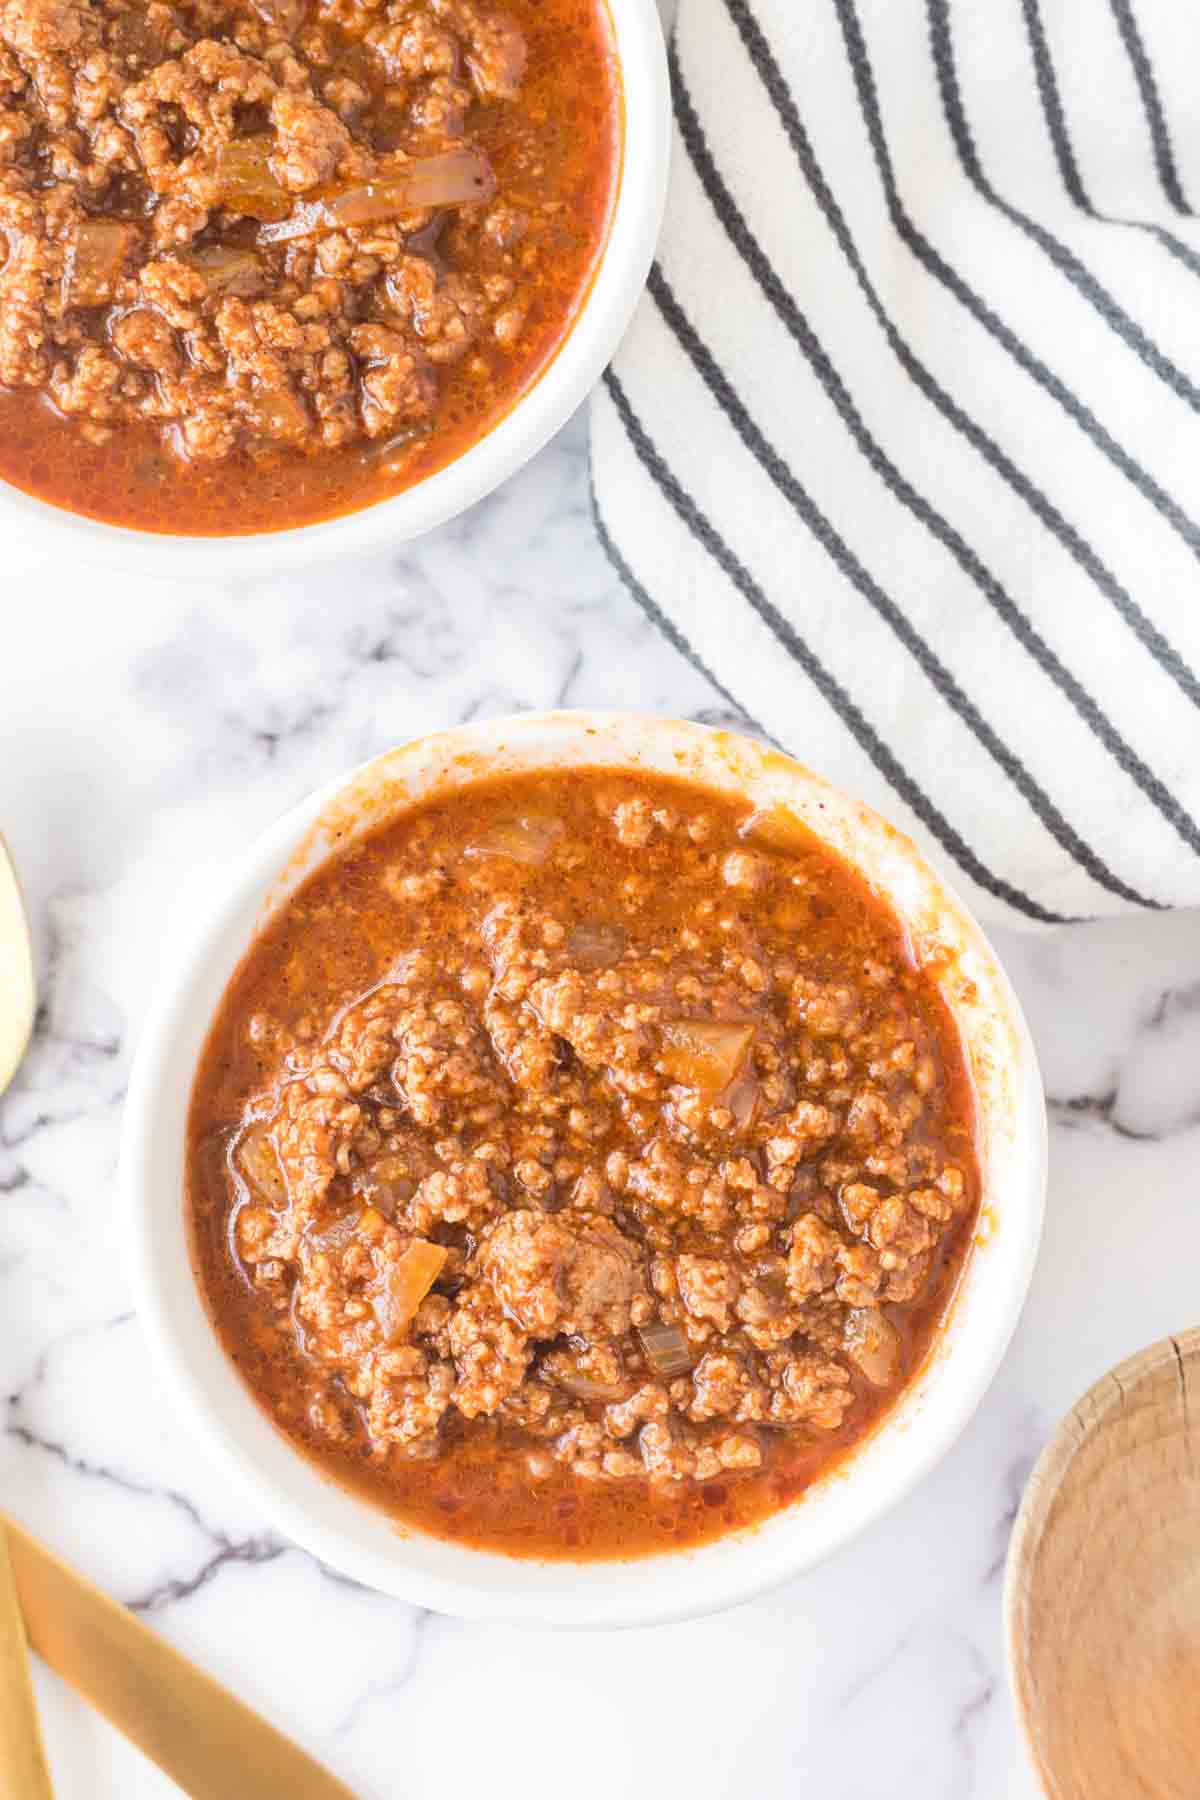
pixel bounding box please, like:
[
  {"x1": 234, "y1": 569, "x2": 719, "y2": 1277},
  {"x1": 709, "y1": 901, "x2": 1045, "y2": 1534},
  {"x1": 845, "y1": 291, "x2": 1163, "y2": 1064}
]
[
  {"x1": 0, "y1": 0, "x2": 617, "y2": 533},
  {"x1": 187, "y1": 769, "x2": 981, "y2": 1559}
]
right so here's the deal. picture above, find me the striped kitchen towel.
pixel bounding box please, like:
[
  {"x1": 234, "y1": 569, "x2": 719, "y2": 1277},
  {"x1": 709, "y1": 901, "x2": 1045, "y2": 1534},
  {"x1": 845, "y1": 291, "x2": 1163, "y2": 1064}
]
[{"x1": 591, "y1": 0, "x2": 1200, "y2": 928}]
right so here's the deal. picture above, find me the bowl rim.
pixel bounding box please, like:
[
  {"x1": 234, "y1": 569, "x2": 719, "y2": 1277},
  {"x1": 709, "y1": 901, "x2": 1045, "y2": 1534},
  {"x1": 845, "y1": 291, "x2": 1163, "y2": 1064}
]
[
  {"x1": 121, "y1": 711, "x2": 1046, "y2": 1627},
  {"x1": 0, "y1": 0, "x2": 669, "y2": 570}
]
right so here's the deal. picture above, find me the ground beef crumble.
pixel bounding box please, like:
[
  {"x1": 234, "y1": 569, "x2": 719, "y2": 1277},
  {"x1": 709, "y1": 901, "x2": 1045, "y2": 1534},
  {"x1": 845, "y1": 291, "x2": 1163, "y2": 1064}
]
[{"x1": 190, "y1": 770, "x2": 979, "y2": 1553}]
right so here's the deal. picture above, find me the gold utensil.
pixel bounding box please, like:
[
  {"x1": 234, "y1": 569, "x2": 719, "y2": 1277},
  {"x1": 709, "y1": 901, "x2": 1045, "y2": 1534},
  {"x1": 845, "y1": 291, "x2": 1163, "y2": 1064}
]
[
  {"x1": 0, "y1": 834, "x2": 35, "y2": 1099},
  {"x1": 3, "y1": 1517, "x2": 359, "y2": 1800},
  {"x1": 0, "y1": 1525, "x2": 54, "y2": 1799},
  {"x1": 1005, "y1": 1329, "x2": 1200, "y2": 1799}
]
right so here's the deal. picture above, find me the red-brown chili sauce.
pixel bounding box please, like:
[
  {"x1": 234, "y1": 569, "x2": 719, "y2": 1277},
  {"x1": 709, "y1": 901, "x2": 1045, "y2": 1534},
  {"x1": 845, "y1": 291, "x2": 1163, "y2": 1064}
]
[
  {"x1": 0, "y1": 0, "x2": 617, "y2": 533},
  {"x1": 187, "y1": 770, "x2": 980, "y2": 1559}
]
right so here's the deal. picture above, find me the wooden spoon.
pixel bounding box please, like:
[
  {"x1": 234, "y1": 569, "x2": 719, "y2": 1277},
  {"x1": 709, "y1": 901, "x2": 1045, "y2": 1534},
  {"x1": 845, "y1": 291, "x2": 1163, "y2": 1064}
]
[
  {"x1": 0, "y1": 834, "x2": 35, "y2": 1099},
  {"x1": 1005, "y1": 1329, "x2": 1200, "y2": 1799}
]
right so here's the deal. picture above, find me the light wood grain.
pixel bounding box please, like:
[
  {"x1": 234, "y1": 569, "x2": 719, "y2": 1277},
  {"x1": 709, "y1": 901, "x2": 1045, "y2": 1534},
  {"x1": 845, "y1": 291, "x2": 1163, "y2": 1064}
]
[
  {"x1": 3, "y1": 1517, "x2": 359, "y2": 1800},
  {"x1": 0, "y1": 1527, "x2": 55, "y2": 1800},
  {"x1": 0, "y1": 836, "x2": 35, "y2": 1098},
  {"x1": 1005, "y1": 1329, "x2": 1200, "y2": 1800}
]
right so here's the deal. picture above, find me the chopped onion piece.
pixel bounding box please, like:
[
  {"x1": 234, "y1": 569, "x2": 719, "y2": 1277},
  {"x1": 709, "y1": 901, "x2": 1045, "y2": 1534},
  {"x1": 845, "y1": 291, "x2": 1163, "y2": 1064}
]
[
  {"x1": 214, "y1": 137, "x2": 291, "y2": 222},
  {"x1": 638, "y1": 1321, "x2": 693, "y2": 1379},
  {"x1": 237, "y1": 1125, "x2": 287, "y2": 1205},
  {"x1": 565, "y1": 919, "x2": 627, "y2": 970},
  {"x1": 307, "y1": 1210, "x2": 361, "y2": 1254},
  {"x1": 259, "y1": 147, "x2": 495, "y2": 242},
  {"x1": 464, "y1": 814, "x2": 564, "y2": 867},
  {"x1": 179, "y1": 244, "x2": 263, "y2": 294},
  {"x1": 329, "y1": 147, "x2": 494, "y2": 221},
  {"x1": 62, "y1": 220, "x2": 137, "y2": 308},
  {"x1": 726, "y1": 1071, "x2": 761, "y2": 1132},
  {"x1": 372, "y1": 1239, "x2": 447, "y2": 1343},
  {"x1": 353, "y1": 1152, "x2": 417, "y2": 1214},
  {"x1": 844, "y1": 1308, "x2": 902, "y2": 1388},
  {"x1": 739, "y1": 805, "x2": 812, "y2": 859},
  {"x1": 552, "y1": 1363, "x2": 628, "y2": 1404},
  {"x1": 660, "y1": 1020, "x2": 754, "y2": 1093}
]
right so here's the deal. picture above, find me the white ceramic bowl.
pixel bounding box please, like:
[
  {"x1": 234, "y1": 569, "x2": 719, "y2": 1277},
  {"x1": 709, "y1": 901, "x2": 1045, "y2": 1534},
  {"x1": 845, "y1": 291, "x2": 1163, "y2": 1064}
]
[
  {"x1": 0, "y1": 1, "x2": 668, "y2": 572},
  {"x1": 122, "y1": 713, "x2": 1046, "y2": 1627}
]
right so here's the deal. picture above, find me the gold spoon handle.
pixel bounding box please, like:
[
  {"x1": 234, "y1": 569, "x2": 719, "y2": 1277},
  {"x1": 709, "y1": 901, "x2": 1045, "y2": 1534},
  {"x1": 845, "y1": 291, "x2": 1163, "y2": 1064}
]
[
  {"x1": 0, "y1": 1526, "x2": 55, "y2": 1800},
  {"x1": 3, "y1": 1516, "x2": 358, "y2": 1800}
]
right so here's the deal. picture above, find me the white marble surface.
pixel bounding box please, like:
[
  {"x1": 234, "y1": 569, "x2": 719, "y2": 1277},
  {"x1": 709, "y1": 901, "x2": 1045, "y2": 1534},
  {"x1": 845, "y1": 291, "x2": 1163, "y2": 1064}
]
[{"x1": 3, "y1": 406, "x2": 1200, "y2": 1799}]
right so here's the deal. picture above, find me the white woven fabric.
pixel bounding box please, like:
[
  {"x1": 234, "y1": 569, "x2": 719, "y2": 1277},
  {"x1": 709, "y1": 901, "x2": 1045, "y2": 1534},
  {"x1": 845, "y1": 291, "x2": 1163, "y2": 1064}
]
[{"x1": 591, "y1": 0, "x2": 1200, "y2": 926}]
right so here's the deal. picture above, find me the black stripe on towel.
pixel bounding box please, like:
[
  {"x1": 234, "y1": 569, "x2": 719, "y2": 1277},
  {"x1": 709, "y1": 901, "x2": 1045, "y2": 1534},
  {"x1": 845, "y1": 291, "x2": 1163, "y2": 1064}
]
[
  {"x1": 599, "y1": 368, "x2": 1079, "y2": 925},
  {"x1": 1020, "y1": 0, "x2": 1200, "y2": 280},
  {"x1": 588, "y1": 470, "x2": 768, "y2": 741},
  {"x1": 725, "y1": 0, "x2": 1200, "y2": 718},
  {"x1": 1021, "y1": 0, "x2": 1090, "y2": 211},
  {"x1": 671, "y1": 49, "x2": 1200, "y2": 877},
  {"x1": 1108, "y1": 0, "x2": 1191, "y2": 215},
  {"x1": 832, "y1": 0, "x2": 1200, "y2": 562},
  {"x1": 645, "y1": 258, "x2": 1164, "y2": 910},
  {"x1": 927, "y1": 0, "x2": 1200, "y2": 415}
]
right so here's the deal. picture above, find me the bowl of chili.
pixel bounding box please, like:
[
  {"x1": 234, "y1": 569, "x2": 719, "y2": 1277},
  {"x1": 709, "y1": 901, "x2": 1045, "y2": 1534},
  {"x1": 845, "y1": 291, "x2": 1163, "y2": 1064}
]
[
  {"x1": 122, "y1": 713, "x2": 1046, "y2": 1626},
  {"x1": 0, "y1": 0, "x2": 666, "y2": 564}
]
